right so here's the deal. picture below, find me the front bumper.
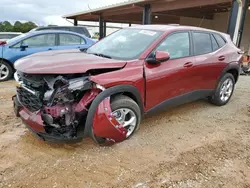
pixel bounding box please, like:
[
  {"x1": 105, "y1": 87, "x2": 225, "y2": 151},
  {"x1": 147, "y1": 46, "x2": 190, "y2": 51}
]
[
  {"x1": 13, "y1": 96, "x2": 83, "y2": 144},
  {"x1": 13, "y1": 91, "x2": 128, "y2": 145}
]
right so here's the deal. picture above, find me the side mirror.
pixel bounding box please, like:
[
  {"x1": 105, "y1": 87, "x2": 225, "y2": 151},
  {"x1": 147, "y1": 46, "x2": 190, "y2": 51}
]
[
  {"x1": 147, "y1": 51, "x2": 170, "y2": 64},
  {"x1": 20, "y1": 42, "x2": 28, "y2": 50},
  {"x1": 155, "y1": 51, "x2": 170, "y2": 62}
]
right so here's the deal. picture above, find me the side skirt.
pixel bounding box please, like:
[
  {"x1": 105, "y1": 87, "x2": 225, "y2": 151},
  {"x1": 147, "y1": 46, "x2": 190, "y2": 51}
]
[{"x1": 145, "y1": 90, "x2": 214, "y2": 116}]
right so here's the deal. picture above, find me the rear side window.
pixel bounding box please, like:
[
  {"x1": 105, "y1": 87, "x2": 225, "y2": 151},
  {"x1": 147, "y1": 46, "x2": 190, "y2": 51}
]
[
  {"x1": 213, "y1": 33, "x2": 226, "y2": 47},
  {"x1": 59, "y1": 34, "x2": 85, "y2": 45},
  {"x1": 211, "y1": 34, "x2": 219, "y2": 51},
  {"x1": 193, "y1": 32, "x2": 212, "y2": 55}
]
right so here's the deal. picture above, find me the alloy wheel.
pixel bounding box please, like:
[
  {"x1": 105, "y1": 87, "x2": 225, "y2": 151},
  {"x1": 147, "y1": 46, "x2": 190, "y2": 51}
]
[
  {"x1": 0, "y1": 63, "x2": 9, "y2": 81},
  {"x1": 220, "y1": 78, "x2": 233, "y2": 102},
  {"x1": 112, "y1": 108, "x2": 137, "y2": 138}
]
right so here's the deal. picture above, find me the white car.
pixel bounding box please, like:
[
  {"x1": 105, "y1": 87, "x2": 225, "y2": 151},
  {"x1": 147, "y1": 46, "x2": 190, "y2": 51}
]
[{"x1": 0, "y1": 32, "x2": 22, "y2": 41}]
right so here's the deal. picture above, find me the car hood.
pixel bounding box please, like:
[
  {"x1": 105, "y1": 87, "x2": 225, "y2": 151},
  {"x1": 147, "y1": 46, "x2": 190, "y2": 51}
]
[{"x1": 14, "y1": 49, "x2": 127, "y2": 74}]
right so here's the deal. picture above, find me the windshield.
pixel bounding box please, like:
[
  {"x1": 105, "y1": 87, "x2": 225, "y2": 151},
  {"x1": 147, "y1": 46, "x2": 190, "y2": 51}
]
[{"x1": 87, "y1": 29, "x2": 162, "y2": 60}]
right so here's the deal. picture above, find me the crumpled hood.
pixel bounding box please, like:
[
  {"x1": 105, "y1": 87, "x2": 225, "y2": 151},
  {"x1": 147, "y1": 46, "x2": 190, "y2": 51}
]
[{"x1": 14, "y1": 49, "x2": 127, "y2": 74}]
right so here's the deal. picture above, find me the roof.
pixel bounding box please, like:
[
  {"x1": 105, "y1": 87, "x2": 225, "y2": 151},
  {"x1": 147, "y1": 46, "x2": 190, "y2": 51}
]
[
  {"x1": 34, "y1": 26, "x2": 87, "y2": 29},
  {"x1": 63, "y1": 0, "x2": 148, "y2": 18},
  {"x1": 129, "y1": 24, "x2": 228, "y2": 35},
  {"x1": 63, "y1": 0, "x2": 232, "y2": 24},
  {"x1": 28, "y1": 30, "x2": 84, "y2": 35}
]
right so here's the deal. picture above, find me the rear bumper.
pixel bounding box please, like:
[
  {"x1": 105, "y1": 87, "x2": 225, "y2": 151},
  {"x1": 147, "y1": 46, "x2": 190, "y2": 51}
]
[{"x1": 13, "y1": 96, "x2": 83, "y2": 144}]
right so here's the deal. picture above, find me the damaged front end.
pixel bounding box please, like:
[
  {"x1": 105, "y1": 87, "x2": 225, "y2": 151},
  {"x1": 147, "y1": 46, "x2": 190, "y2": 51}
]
[{"x1": 13, "y1": 71, "x2": 127, "y2": 144}]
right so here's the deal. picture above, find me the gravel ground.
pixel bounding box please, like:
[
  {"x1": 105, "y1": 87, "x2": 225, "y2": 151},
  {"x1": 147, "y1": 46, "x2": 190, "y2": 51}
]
[{"x1": 0, "y1": 77, "x2": 250, "y2": 188}]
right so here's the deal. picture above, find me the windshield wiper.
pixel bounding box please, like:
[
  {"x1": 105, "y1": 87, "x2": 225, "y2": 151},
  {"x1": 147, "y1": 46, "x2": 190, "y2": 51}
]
[{"x1": 90, "y1": 53, "x2": 112, "y2": 59}]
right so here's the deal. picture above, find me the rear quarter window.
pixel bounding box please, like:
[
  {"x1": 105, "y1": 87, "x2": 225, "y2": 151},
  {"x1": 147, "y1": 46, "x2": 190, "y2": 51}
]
[{"x1": 213, "y1": 33, "x2": 226, "y2": 47}]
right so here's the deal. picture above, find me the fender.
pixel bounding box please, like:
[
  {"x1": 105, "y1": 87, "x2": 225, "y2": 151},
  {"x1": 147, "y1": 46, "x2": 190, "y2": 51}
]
[
  {"x1": 220, "y1": 62, "x2": 240, "y2": 82},
  {"x1": 83, "y1": 84, "x2": 144, "y2": 137}
]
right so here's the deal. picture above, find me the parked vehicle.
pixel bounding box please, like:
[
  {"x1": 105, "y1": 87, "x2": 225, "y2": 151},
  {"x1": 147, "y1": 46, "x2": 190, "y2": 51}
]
[
  {"x1": 0, "y1": 30, "x2": 95, "y2": 81},
  {"x1": 0, "y1": 32, "x2": 22, "y2": 41},
  {"x1": 31, "y1": 26, "x2": 91, "y2": 38},
  {"x1": 13, "y1": 25, "x2": 242, "y2": 145}
]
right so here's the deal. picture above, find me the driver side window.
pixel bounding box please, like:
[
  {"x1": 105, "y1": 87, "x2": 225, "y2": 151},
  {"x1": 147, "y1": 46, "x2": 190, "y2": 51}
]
[{"x1": 156, "y1": 32, "x2": 190, "y2": 59}]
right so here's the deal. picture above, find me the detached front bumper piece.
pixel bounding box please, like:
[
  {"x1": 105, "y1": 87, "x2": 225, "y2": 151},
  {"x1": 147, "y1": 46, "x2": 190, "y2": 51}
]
[
  {"x1": 92, "y1": 97, "x2": 127, "y2": 144},
  {"x1": 13, "y1": 95, "x2": 83, "y2": 144}
]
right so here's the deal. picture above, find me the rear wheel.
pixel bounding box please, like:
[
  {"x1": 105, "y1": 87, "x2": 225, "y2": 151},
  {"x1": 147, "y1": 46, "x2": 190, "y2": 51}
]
[
  {"x1": 0, "y1": 60, "x2": 13, "y2": 82},
  {"x1": 208, "y1": 73, "x2": 235, "y2": 106}
]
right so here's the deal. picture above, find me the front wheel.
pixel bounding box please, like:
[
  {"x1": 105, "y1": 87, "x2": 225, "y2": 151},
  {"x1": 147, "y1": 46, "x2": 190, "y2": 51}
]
[
  {"x1": 0, "y1": 61, "x2": 13, "y2": 82},
  {"x1": 209, "y1": 73, "x2": 235, "y2": 106},
  {"x1": 111, "y1": 95, "x2": 141, "y2": 138},
  {"x1": 92, "y1": 95, "x2": 141, "y2": 145}
]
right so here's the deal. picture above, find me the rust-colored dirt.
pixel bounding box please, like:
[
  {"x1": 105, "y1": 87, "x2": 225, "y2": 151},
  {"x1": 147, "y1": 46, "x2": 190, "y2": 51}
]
[{"x1": 0, "y1": 77, "x2": 250, "y2": 188}]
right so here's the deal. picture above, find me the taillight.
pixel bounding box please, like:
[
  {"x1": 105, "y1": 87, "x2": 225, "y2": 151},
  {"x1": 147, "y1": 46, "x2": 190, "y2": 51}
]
[{"x1": 0, "y1": 41, "x2": 7, "y2": 45}]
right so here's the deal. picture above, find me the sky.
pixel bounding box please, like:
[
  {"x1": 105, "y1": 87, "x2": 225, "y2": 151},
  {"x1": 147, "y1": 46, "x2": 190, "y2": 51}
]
[{"x1": 0, "y1": 0, "x2": 125, "y2": 26}]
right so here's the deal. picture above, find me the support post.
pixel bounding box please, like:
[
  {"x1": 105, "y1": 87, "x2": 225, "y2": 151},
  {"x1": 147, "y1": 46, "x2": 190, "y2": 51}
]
[
  {"x1": 227, "y1": 0, "x2": 243, "y2": 44},
  {"x1": 74, "y1": 19, "x2": 78, "y2": 26},
  {"x1": 142, "y1": 4, "x2": 151, "y2": 25},
  {"x1": 237, "y1": 0, "x2": 249, "y2": 47},
  {"x1": 129, "y1": 23, "x2": 132, "y2": 27},
  {"x1": 99, "y1": 16, "x2": 104, "y2": 39},
  {"x1": 103, "y1": 21, "x2": 107, "y2": 37}
]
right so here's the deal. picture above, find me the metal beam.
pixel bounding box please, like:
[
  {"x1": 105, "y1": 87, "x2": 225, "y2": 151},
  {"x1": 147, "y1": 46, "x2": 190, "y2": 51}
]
[
  {"x1": 103, "y1": 21, "x2": 107, "y2": 37},
  {"x1": 237, "y1": 0, "x2": 249, "y2": 47},
  {"x1": 99, "y1": 16, "x2": 104, "y2": 39},
  {"x1": 227, "y1": 0, "x2": 243, "y2": 43},
  {"x1": 74, "y1": 19, "x2": 78, "y2": 26},
  {"x1": 143, "y1": 4, "x2": 151, "y2": 24}
]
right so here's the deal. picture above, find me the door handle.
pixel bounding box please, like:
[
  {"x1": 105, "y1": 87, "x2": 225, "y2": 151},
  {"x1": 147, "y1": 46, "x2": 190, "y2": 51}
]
[
  {"x1": 183, "y1": 62, "x2": 193, "y2": 68},
  {"x1": 218, "y1": 56, "x2": 225, "y2": 61}
]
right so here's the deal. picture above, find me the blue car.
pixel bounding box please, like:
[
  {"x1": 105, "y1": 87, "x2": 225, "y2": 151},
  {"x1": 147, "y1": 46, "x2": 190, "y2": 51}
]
[{"x1": 0, "y1": 30, "x2": 95, "y2": 81}]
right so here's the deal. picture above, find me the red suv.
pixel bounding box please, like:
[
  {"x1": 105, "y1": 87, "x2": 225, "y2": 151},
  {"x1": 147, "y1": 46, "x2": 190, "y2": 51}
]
[{"x1": 13, "y1": 25, "x2": 242, "y2": 145}]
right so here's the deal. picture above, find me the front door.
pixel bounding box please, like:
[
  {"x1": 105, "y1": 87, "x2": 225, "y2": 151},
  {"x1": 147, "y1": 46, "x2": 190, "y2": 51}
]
[{"x1": 145, "y1": 31, "x2": 196, "y2": 111}]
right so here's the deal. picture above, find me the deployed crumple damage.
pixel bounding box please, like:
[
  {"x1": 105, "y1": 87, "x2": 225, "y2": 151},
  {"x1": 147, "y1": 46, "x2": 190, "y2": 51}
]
[
  {"x1": 14, "y1": 68, "x2": 128, "y2": 144},
  {"x1": 92, "y1": 97, "x2": 127, "y2": 144}
]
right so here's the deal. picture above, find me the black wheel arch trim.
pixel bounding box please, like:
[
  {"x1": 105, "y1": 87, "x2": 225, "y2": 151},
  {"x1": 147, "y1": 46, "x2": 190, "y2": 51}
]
[
  {"x1": 83, "y1": 84, "x2": 144, "y2": 137},
  {"x1": 221, "y1": 62, "x2": 240, "y2": 82}
]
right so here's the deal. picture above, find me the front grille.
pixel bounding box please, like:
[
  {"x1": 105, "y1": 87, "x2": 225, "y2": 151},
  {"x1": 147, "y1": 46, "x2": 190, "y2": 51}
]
[{"x1": 17, "y1": 87, "x2": 43, "y2": 112}]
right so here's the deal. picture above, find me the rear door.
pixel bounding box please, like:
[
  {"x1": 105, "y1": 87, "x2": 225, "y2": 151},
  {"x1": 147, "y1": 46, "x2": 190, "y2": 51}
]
[
  {"x1": 58, "y1": 33, "x2": 89, "y2": 50},
  {"x1": 192, "y1": 32, "x2": 228, "y2": 90},
  {"x1": 8, "y1": 33, "x2": 56, "y2": 63},
  {"x1": 145, "y1": 31, "x2": 196, "y2": 110}
]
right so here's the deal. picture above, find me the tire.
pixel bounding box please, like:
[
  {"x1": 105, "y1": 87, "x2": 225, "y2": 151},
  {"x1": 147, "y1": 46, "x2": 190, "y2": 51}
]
[
  {"x1": 0, "y1": 60, "x2": 13, "y2": 82},
  {"x1": 92, "y1": 95, "x2": 141, "y2": 144},
  {"x1": 208, "y1": 73, "x2": 235, "y2": 106}
]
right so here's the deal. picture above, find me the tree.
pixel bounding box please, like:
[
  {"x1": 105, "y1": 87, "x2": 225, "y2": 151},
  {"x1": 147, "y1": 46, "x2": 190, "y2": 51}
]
[
  {"x1": 0, "y1": 21, "x2": 37, "y2": 33},
  {"x1": 1, "y1": 21, "x2": 13, "y2": 32},
  {"x1": 22, "y1": 21, "x2": 37, "y2": 33},
  {"x1": 13, "y1": 21, "x2": 22, "y2": 32}
]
